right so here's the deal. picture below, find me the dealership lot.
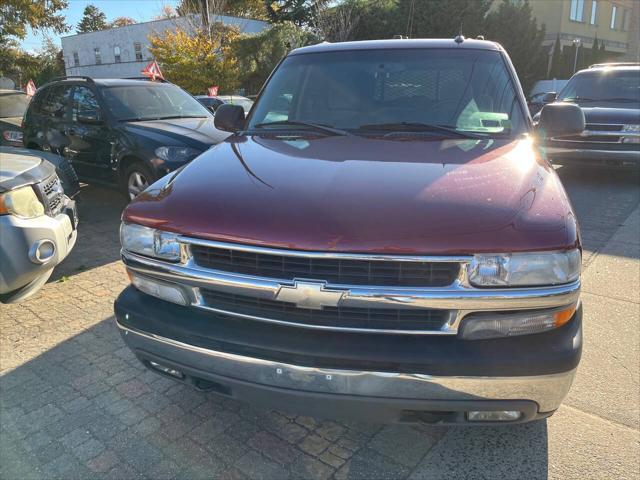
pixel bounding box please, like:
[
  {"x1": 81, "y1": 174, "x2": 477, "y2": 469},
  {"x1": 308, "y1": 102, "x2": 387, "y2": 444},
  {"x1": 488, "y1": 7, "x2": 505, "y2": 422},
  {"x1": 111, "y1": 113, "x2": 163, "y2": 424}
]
[{"x1": 1, "y1": 167, "x2": 638, "y2": 480}]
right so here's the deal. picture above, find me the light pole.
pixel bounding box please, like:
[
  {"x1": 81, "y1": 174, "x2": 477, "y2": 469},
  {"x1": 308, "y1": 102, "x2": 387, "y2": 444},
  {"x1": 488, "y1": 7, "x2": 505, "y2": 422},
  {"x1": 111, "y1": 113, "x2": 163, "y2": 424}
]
[{"x1": 573, "y1": 38, "x2": 581, "y2": 73}]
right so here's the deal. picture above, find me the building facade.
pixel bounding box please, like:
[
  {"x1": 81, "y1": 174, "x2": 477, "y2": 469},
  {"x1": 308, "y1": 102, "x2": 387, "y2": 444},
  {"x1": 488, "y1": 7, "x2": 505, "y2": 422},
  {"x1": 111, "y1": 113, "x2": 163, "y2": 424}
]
[
  {"x1": 529, "y1": 0, "x2": 638, "y2": 59},
  {"x1": 61, "y1": 15, "x2": 268, "y2": 79}
]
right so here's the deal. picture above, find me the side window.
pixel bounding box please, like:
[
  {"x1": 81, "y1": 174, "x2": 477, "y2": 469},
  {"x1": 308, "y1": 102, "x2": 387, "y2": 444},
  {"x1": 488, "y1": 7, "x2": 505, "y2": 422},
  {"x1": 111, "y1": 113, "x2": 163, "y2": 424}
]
[
  {"x1": 40, "y1": 86, "x2": 71, "y2": 118},
  {"x1": 72, "y1": 87, "x2": 102, "y2": 122}
]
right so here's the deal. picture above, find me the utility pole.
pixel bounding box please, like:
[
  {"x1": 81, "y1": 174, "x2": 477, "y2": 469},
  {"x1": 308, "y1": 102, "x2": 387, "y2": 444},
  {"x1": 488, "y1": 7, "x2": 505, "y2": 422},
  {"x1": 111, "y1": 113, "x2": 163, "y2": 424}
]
[{"x1": 573, "y1": 38, "x2": 581, "y2": 73}]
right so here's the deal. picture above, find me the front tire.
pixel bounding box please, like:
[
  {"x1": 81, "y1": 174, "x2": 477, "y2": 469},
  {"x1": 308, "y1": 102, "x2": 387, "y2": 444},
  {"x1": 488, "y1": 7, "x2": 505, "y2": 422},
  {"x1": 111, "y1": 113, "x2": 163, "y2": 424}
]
[{"x1": 124, "y1": 162, "x2": 154, "y2": 201}]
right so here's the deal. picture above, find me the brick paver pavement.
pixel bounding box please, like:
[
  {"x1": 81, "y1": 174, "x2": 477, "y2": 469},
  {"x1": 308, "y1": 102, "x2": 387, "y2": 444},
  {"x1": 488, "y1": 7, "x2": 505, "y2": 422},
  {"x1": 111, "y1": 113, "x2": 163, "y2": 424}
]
[{"x1": 1, "y1": 167, "x2": 639, "y2": 480}]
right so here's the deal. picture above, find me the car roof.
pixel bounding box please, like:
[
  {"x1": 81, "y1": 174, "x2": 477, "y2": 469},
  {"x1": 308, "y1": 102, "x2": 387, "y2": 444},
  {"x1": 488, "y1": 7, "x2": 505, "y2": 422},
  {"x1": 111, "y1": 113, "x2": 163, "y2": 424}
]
[
  {"x1": 290, "y1": 38, "x2": 502, "y2": 56},
  {"x1": 41, "y1": 78, "x2": 174, "y2": 89},
  {"x1": 577, "y1": 65, "x2": 639, "y2": 75}
]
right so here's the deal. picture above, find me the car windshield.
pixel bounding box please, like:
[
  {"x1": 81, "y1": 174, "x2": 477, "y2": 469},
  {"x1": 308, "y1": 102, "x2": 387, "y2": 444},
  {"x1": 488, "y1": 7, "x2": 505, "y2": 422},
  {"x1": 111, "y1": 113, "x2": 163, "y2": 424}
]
[
  {"x1": 220, "y1": 97, "x2": 253, "y2": 113},
  {"x1": 558, "y1": 70, "x2": 640, "y2": 105},
  {"x1": 0, "y1": 91, "x2": 30, "y2": 118},
  {"x1": 247, "y1": 48, "x2": 526, "y2": 137},
  {"x1": 101, "y1": 84, "x2": 211, "y2": 121}
]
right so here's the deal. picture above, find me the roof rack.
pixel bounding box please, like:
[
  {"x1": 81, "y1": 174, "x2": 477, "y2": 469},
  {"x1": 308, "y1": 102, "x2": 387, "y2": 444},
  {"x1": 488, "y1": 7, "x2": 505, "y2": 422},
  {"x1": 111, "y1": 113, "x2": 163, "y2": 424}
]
[
  {"x1": 124, "y1": 76, "x2": 169, "y2": 83},
  {"x1": 589, "y1": 62, "x2": 639, "y2": 68},
  {"x1": 51, "y1": 75, "x2": 95, "y2": 83}
]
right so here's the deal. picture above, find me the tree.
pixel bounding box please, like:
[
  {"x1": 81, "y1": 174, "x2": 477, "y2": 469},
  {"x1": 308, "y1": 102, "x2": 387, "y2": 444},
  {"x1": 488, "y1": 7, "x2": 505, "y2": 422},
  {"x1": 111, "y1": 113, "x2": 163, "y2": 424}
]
[
  {"x1": 233, "y1": 21, "x2": 318, "y2": 93},
  {"x1": 0, "y1": 0, "x2": 68, "y2": 44},
  {"x1": 177, "y1": 0, "x2": 268, "y2": 20},
  {"x1": 154, "y1": 5, "x2": 178, "y2": 19},
  {"x1": 0, "y1": 36, "x2": 64, "y2": 88},
  {"x1": 110, "y1": 17, "x2": 136, "y2": 28},
  {"x1": 549, "y1": 34, "x2": 562, "y2": 78},
  {"x1": 148, "y1": 24, "x2": 242, "y2": 94},
  {"x1": 485, "y1": 0, "x2": 547, "y2": 93},
  {"x1": 77, "y1": 4, "x2": 107, "y2": 33},
  {"x1": 265, "y1": 0, "x2": 329, "y2": 26},
  {"x1": 314, "y1": 2, "x2": 361, "y2": 42}
]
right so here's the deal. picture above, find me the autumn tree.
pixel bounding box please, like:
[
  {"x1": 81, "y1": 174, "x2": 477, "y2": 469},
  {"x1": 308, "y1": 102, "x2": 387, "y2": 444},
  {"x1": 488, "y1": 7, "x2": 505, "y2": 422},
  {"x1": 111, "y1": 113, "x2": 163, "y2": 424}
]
[
  {"x1": 233, "y1": 21, "x2": 317, "y2": 93},
  {"x1": 110, "y1": 17, "x2": 137, "y2": 28},
  {"x1": 0, "y1": 0, "x2": 68, "y2": 44},
  {"x1": 148, "y1": 24, "x2": 241, "y2": 94},
  {"x1": 265, "y1": 0, "x2": 329, "y2": 26},
  {"x1": 77, "y1": 4, "x2": 107, "y2": 33}
]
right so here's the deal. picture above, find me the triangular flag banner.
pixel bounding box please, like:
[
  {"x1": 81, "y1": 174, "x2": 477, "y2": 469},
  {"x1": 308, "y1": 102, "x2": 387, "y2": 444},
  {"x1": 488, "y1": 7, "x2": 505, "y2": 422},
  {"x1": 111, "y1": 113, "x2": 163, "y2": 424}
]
[
  {"x1": 25, "y1": 79, "x2": 37, "y2": 96},
  {"x1": 207, "y1": 86, "x2": 219, "y2": 96},
  {"x1": 141, "y1": 60, "x2": 164, "y2": 81}
]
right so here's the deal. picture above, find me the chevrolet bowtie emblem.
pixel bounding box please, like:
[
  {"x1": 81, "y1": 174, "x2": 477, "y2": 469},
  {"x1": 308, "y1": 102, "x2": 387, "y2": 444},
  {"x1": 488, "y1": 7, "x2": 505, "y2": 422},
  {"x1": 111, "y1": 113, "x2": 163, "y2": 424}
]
[{"x1": 275, "y1": 280, "x2": 345, "y2": 310}]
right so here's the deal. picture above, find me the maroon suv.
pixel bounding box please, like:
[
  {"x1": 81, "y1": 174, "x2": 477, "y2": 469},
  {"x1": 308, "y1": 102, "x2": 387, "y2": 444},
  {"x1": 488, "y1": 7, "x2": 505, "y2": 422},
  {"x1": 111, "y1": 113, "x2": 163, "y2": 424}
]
[{"x1": 115, "y1": 39, "x2": 585, "y2": 425}]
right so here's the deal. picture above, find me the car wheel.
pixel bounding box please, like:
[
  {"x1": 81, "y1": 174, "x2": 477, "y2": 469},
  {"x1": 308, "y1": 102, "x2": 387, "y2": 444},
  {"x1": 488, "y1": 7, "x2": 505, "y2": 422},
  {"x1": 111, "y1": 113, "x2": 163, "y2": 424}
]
[{"x1": 124, "y1": 162, "x2": 154, "y2": 200}]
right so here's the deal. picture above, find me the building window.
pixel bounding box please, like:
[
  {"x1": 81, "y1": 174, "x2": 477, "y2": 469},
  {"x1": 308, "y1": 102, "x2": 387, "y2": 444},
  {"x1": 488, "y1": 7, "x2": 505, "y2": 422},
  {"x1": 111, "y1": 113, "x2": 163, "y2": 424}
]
[
  {"x1": 621, "y1": 8, "x2": 629, "y2": 31},
  {"x1": 570, "y1": 0, "x2": 584, "y2": 21},
  {"x1": 73, "y1": 51, "x2": 79, "y2": 66},
  {"x1": 590, "y1": 0, "x2": 597, "y2": 24},
  {"x1": 114, "y1": 46, "x2": 121, "y2": 63},
  {"x1": 134, "y1": 42, "x2": 143, "y2": 61},
  {"x1": 94, "y1": 47, "x2": 101, "y2": 65},
  {"x1": 610, "y1": 5, "x2": 617, "y2": 29}
]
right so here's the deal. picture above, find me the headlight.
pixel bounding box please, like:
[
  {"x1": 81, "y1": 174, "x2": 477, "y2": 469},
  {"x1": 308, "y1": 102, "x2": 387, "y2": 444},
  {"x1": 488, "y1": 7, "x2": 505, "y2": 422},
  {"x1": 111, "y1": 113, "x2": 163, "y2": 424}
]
[
  {"x1": 621, "y1": 124, "x2": 640, "y2": 133},
  {"x1": 120, "y1": 223, "x2": 180, "y2": 261},
  {"x1": 0, "y1": 186, "x2": 45, "y2": 218},
  {"x1": 154, "y1": 146, "x2": 201, "y2": 163},
  {"x1": 467, "y1": 250, "x2": 581, "y2": 287}
]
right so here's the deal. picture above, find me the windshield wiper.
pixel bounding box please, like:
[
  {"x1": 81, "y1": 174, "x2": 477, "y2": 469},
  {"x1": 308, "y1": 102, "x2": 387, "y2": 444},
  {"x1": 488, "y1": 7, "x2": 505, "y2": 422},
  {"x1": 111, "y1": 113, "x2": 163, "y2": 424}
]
[
  {"x1": 252, "y1": 120, "x2": 352, "y2": 136},
  {"x1": 358, "y1": 122, "x2": 485, "y2": 139},
  {"x1": 596, "y1": 97, "x2": 639, "y2": 103},
  {"x1": 562, "y1": 97, "x2": 598, "y2": 103}
]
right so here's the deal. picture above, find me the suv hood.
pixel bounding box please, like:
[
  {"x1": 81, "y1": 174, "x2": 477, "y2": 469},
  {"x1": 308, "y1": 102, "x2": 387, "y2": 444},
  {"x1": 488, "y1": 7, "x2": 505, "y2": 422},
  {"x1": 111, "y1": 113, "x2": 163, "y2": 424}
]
[
  {"x1": 0, "y1": 147, "x2": 55, "y2": 193},
  {"x1": 124, "y1": 135, "x2": 578, "y2": 255},
  {"x1": 122, "y1": 117, "x2": 229, "y2": 148}
]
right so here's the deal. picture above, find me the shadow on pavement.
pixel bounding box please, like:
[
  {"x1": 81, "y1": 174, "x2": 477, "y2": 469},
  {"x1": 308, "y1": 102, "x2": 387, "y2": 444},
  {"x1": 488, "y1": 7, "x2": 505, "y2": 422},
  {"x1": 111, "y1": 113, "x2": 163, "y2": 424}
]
[
  {"x1": 0, "y1": 314, "x2": 550, "y2": 480},
  {"x1": 49, "y1": 185, "x2": 126, "y2": 283}
]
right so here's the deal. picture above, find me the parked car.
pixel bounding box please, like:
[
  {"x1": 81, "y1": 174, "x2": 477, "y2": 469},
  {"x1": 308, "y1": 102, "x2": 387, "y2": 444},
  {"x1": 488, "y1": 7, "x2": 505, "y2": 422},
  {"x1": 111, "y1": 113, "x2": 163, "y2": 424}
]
[
  {"x1": 115, "y1": 38, "x2": 584, "y2": 425},
  {"x1": 535, "y1": 64, "x2": 639, "y2": 168},
  {"x1": 23, "y1": 77, "x2": 229, "y2": 199},
  {"x1": 0, "y1": 89, "x2": 30, "y2": 146},
  {"x1": 195, "y1": 95, "x2": 254, "y2": 115},
  {"x1": 0, "y1": 146, "x2": 78, "y2": 303}
]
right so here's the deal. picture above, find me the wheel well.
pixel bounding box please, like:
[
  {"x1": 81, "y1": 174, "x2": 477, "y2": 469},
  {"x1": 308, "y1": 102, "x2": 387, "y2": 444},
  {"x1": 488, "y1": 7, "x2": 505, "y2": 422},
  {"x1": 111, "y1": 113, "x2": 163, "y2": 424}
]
[{"x1": 118, "y1": 156, "x2": 144, "y2": 182}]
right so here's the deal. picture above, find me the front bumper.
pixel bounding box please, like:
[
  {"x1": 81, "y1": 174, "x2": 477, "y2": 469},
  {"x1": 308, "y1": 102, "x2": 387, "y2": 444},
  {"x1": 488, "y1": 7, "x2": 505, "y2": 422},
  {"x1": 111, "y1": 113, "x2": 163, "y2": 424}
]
[
  {"x1": 0, "y1": 202, "x2": 77, "y2": 297},
  {"x1": 115, "y1": 286, "x2": 582, "y2": 424}
]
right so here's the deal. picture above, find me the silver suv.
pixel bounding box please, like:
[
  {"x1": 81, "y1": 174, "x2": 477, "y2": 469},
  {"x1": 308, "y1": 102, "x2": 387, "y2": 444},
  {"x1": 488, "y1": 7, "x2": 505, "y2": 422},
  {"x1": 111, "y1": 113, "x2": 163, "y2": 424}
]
[{"x1": 0, "y1": 147, "x2": 78, "y2": 302}]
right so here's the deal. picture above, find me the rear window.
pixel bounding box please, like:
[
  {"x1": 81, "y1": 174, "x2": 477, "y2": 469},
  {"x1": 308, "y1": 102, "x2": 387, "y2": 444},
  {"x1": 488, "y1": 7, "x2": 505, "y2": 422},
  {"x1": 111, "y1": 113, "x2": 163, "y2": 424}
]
[
  {"x1": 39, "y1": 86, "x2": 72, "y2": 118},
  {"x1": 0, "y1": 91, "x2": 30, "y2": 118}
]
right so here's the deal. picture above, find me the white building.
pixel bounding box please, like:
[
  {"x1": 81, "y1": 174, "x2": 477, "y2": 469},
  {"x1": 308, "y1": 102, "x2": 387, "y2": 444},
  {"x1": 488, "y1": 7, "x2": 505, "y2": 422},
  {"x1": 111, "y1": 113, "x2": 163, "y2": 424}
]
[{"x1": 61, "y1": 15, "x2": 268, "y2": 78}]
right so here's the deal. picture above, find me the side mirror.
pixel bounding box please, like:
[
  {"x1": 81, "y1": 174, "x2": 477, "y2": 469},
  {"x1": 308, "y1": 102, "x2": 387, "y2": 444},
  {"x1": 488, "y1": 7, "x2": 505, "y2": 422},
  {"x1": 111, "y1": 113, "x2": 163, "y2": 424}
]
[
  {"x1": 214, "y1": 104, "x2": 245, "y2": 132},
  {"x1": 77, "y1": 111, "x2": 103, "y2": 125},
  {"x1": 537, "y1": 102, "x2": 585, "y2": 138},
  {"x1": 541, "y1": 92, "x2": 557, "y2": 103}
]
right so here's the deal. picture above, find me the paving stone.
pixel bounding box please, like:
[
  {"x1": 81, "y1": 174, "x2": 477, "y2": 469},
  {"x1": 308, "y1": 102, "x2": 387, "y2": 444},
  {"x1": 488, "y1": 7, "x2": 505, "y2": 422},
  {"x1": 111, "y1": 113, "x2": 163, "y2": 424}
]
[
  {"x1": 340, "y1": 448, "x2": 409, "y2": 480},
  {"x1": 236, "y1": 450, "x2": 291, "y2": 480},
  {"x1": 298, "y1": 434, "x2": 330, "y2": 456},
  {"x1": 289, "y1": 453, "x2": 335, "y2": 480},
  {"x1": 86, "y1": 449, "x2": 120, "y2": 473},
  {"x1": 71, "y1": 438, "x2": 106, "y2": 462},
  {"x1": 368, "y1": 425, "x2": 446, "y2": 467},
  {"x1": 247, "y1": 431, "x2": 300, "y2": 466}
]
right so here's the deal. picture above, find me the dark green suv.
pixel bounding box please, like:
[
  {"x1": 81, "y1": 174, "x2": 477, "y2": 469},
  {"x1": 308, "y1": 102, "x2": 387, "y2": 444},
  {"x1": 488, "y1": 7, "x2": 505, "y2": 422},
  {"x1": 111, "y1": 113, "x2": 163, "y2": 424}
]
[{"x1": 23, "y1": 77, "x2": 229, "y2": 199}]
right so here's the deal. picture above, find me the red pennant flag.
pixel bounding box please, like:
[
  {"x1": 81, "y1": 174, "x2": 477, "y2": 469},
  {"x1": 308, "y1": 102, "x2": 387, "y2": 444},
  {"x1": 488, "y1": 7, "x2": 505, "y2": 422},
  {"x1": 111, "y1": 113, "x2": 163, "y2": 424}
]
[
  {"x1": 25, "y1": 79, "x2": 37, "y2": 96},
  {"x1": 141, "y1": 60, "x2": 164, "y2": 81},
  {"x1": 207, "y1": 86, "x2": 219, "y2": 96}
]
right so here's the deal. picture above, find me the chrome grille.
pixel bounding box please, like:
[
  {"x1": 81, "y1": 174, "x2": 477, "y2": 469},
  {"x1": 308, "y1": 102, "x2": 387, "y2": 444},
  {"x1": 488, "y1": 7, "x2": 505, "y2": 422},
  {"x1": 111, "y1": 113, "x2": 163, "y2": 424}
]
[
  {"x1": 189, "y1": 244, "x2": 460, "y2": 287},
  {"x1": 200, "y1": 289, "x2": 450, "y2": 332}
]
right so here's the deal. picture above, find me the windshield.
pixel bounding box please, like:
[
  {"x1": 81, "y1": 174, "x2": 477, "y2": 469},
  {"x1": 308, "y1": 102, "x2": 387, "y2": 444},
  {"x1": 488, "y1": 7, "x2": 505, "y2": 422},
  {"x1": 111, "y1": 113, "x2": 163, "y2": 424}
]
[
  {"x1": 220, "y1": 97, "x2": 253, "y2": 113},
  {"x1": 558, "y1": 70, "x2": 640, "y2": 105},
  {"x1": 0, "y1": 91, "x2": 30, "y2": 118},
  {"x1": 247, "y1": 49, "x2": 526, "y2": 136},
  {"x1": 101, "y1": 84, "x2": 211, "y2": 121}
]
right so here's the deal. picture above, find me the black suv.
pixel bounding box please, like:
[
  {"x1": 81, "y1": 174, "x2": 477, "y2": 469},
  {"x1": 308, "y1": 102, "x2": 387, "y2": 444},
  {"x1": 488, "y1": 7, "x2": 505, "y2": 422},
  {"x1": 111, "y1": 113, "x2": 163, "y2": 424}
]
[
  {"x1": 536, "y1": 64, "x2": 639, "y2": 169},
  {"x1": 23, "y1": 77, "x2": 229, "y2": 198}
]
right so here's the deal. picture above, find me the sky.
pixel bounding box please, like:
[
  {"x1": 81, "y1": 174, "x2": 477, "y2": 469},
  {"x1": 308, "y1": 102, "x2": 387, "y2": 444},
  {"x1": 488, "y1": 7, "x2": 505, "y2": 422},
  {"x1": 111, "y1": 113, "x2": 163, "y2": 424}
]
[{"x1": 22, "y1": 0, "x2": 181, "y2": 53}]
